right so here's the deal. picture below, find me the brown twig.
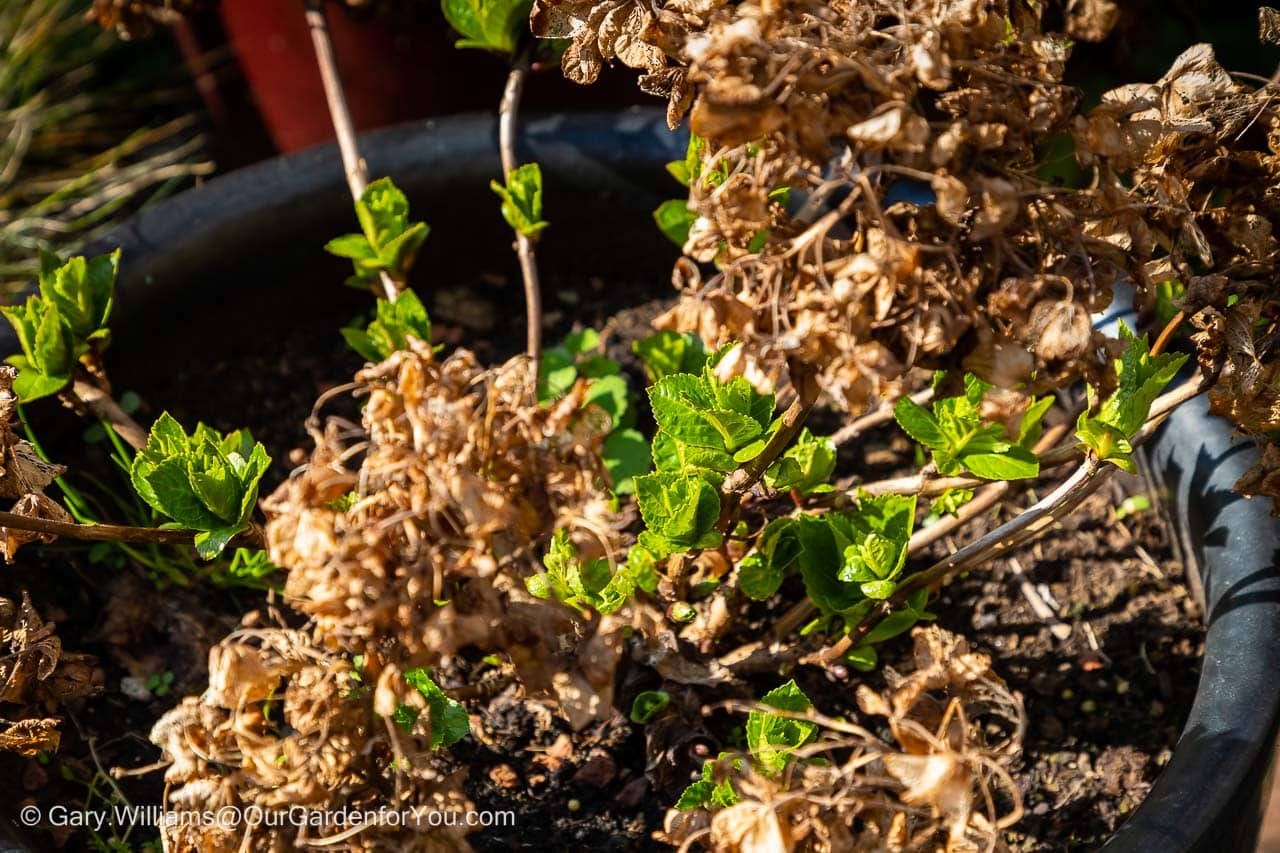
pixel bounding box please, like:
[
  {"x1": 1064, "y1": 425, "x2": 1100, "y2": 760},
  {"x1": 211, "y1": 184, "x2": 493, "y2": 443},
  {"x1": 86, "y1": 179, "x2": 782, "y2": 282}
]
[
  {"x1": 303, "y1": 0, "x2": 398, "y2": 303},
  {"x1": 1151, "y1": 309, "x2": 1186, "y2": 357},
  {"x1": 0, "y1": 510, "x2": 263, "y2": 548},
  {"x1": 499, "y1": 43, "x2": 543, "y2": 371},
  {"x1": 70, "y1": 379, "x2": 146, "y2": 450},
  {"x1": 719, "y1": 365, "x2": 822, "y2": 530},
  {"x1": 831, "y1": 387, "x2": 934, "y2": 447}
]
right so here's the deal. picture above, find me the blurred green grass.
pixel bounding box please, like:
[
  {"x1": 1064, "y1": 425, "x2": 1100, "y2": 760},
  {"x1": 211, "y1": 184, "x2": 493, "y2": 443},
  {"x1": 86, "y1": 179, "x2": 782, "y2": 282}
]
[{"x1": 0, "y1": 0, "x2": 212, "y2": 300}]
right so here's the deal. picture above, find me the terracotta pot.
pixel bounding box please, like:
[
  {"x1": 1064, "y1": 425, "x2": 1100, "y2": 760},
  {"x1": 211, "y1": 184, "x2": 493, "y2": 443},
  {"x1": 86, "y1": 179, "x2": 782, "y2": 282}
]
[{"x1": 217, "y1": 0, "x2": 504, "y2": 151}]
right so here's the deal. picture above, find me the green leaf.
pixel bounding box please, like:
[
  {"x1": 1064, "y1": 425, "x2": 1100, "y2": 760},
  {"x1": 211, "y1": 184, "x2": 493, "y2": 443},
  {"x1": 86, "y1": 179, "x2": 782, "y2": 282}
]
[
  {"x1": 188, "y1": 457, "x2": 240, "y2": 523},
  {"x1": 1, "y1": 305, "x2": 38, "y2": 368},
  {"x1": 633, "y1": 331, "x2": 709, "y2": 383},
  {"x1": 1075, "y1": 413, "x2": 1135, "y2": 471},
  {"x1": 340, "y1": 327, "x2": 383, "y2": 364},
  {"x1": 841, "y1": 533, "x2": 899, "y2": 583},
  {"x1": 708, "y1": 776, "x2": 739, "y2": 809},
  {"x1": 1076, "y1": 322, "x2": 1186, "y2": 470},
  {"x1": 858, "y1": 579, "x2": 897, "y2": 599},
  {"x1": 928, "y1": 487, "x2": 973, "y2": 518},
  {"x1": 527, "y1": 529, "x2": 638, "y2": 615},
  {"x1": 634, "y1": 471, "x2": 722, "y2": 552},
  {"x1": 1095, "y1": 321, "x2": 1189, "y2": 439},
  {"x1": 1115, "y1": 494, "x2": 1151, "y2": 520},
  {"x1": 647, "y1": 370, "x2": 773, "y2": 474},
  {"x1": 38, "y1": 250, "x2": 118, "y2": 340},
  {"x1": 676, "y1": 758, "x2": 742, "y2": 811},
  {"x1": 136, "y1": 457, "x2": 222, "y2": 529},
  {"x1": 357, "y1": 178, "x2": 412, "y2": 252},
  {"x1": 893, "y1": 395, "x2": 946, "y2": 451},
  {"x1": 537, "y1": 347, "x2": 578, "y2": 401},
  {"x1": 746, "y1": 680, "x2": 818, "y2": 775},
  {"x1": 794, "y1": 495, "x2": 916, "y2": 616},
  {"x1": 862, "y1": 589, "x2": 935, "y2": 646},
  {"x1": 194, "y1": 526, "x2": 240, "y2": 561},
  {"x1": 706, "y1": 371, "x2": 774, "y2": 428},
  {"x1": 377, "y1": 221, "x2": 430, "y2": 275},
  {"x1": 665, "y1": 134, "x2": 706, "y2": 187},
  {"x1": 32, "y1": 298, "x2": 70, "y2": 379},
  {"x1": 333, "y1": 178, "x2": 429, "y2": 284},
  {"x1": 675, "y1": 778, "x2": 715, "y2": 811},
  {"x1": 403, "y1": 668, "x2": 470, "y2": 749},
  {"x1": 129, "y1": 413, "x2": 271, "y2": 558},
  {"x1": 846, "y1": 644, "x2": 877, "y2": 671},
  {"x1": 1155, "y1": 279, "x2": 1185, "y2": 328},
  {"x1": 653, "y1": 199, "x2": 698, "y2": 247},
  {"x1": 525, "y1": 571, "x2": 552, "y2": 600},
  {"x1": 491, "y1": 163, "x2": 549, "y2": 239},
  {"x1": 793, "y1": 516, "x2": 866, "y2": 615},
  {"x1": 629, "y1": 690, "x2": 671, "y2": 724},
  {"x1": 11, "y1": 367, "x2": 67, "y2": 402},
  {"x1": 960, "y1": 442, "x2": 1039, "y2": 480},
  {"x1": 584, "y1": 374, "x2": 630, "y2": 427},
  {"x1": 342, "y1": 290, "x2": 433, "y2": 362},
  {"x1": 1017, "y1": 394, "x2": 1055, "y2": 448},
  {"x1": 441, "y1": 0, "x2": 531, "y2": 53},
  {"x1": 564, "y1": 328, "x2": 600, "y2": 356},
  {"x1": 602, "y1": 428, "x2": 650, "y2": 495},
  {"x1": 323, "y1": 233, "x2": 376, "y2": 260},
  {"x1": 649, "y1": 376, "x2": 731, "y2": 456},
  {"x1": 738, "y1": 519, "x2": 800, "y2": 600},
  {"x1": 393, "y1": 702, "x2": 421, "y2": 732},
  {"x1": 764, "y1": 428, "x2": 836, "y2": 495},
  {"x1": 899, "y1": 375, "x2": 1047, "y2": 481}
]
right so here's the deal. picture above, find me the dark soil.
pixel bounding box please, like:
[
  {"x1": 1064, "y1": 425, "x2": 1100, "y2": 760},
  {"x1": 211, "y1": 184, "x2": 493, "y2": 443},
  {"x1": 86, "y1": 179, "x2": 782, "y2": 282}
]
[
  {"x1": 2, "y1": 283, "x2": 1202, "y2": 853},
  {"x1": 929, "y1": 473, "x2": 1201, "y2": 851}
]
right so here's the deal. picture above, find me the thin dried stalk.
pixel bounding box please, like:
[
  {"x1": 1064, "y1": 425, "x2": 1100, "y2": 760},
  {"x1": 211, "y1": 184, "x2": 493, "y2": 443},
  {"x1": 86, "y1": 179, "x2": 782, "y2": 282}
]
[
  {"x1": 830, "y1": 387, "x2": 934, "y2": 447},
  {"x1": 0, "y1": 509, "x2": 261, "y2": 547},
  {"x1": 70, "y1": 379, "x2": 145, "y2": 450},
  {"x1": 499, "y1": 43, "x2": 543, "y2": 370},
  {"x1": 303, "y1": 0, "x2": 398, "y2": 303}
]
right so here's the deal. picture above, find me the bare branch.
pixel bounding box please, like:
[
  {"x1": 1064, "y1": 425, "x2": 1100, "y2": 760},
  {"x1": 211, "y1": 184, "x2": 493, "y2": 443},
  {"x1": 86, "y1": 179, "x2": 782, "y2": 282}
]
[
  {"x1": 0, "y1": 510, "x2": 262, "y2": 549},
  {"x1": 303, "y1": 0, "x2": 399, "y2": 303},
  {"x1": 499, "y1": 44, "x2": 543, "y2": 370},
  {"x1": 831, "y1": 387, "x2": 933, "y2": 447},
  {"x1": 70, "y1": 379, "x2": 146, "y2": 450},
  {"x1": 719, "y1": 364, "x2": 822, "y2": 528}
]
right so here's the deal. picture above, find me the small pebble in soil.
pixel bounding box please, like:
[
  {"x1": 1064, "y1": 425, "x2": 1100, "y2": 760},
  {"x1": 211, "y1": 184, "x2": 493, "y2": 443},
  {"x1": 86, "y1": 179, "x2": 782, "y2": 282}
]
[
  {"x1": 1081, "y1": 699, "x2": 1098, "y2": 714},
  {"x1": 120, "y1": 676, "x2": 151, "y2": 702},
  {"x1": 567, "y1": 799, "x2": 581, "y2": 813}
]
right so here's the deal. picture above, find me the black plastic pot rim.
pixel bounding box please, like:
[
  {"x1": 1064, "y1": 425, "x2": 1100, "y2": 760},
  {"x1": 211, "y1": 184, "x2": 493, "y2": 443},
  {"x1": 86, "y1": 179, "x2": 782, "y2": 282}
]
[{"x1": 7, "y1": 109, "x2": 1280, "y2": 853}]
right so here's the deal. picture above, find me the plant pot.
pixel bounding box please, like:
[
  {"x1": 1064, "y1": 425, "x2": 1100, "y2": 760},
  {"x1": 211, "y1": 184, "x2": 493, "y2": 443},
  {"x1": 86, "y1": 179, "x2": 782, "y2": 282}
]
[
  {"x1": 217, "y1": 0, "x2": 502, "y2": 152},
  {"x1": 4, "y1": 110, "x2": 1279, "y2": 851},
  {"x1": 214, "y1": 0, "x2": 650, "y2": 154}
]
